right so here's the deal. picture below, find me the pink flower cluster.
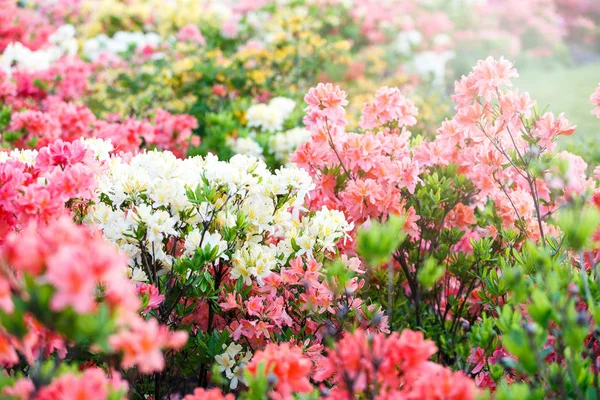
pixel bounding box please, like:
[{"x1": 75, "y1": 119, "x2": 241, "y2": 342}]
[
  {"x1": 314, "y1": 329, "x2": 477, "y2": 399},
  {"x1": 176, "y1": 24, "x2": 207, "y2": 45},
  {"x1": 33, "y1": 367, "x2": 128, "y2": 400},
  {"x1": 590, "y1": 83, "x2": 600, "y2": 118},
  {"x1": 0, "y1": 314, "x2": 66, "y2": 369},
  {"x1": 3, "y1": 367, "x2": 128, "y2": 400},
  {"x1": 0, "y1": 219, "x2": 128, "y2": 372},
  {"x1": 183, "y1": 387, "x2": 235, "y2": 400},
  {"x1": 349, "y1": 0, "x2": 453, "y2": 46},
  {"x1": 3, "y1": 96, "x2": 198, "y2": 156},
  {"x1": 8, "y1": 57, "x2": 93, "y2": 104},
  {"x1": 0, "y1": 139, "x2": 97, "y2": 239},
  {"x1": 463, "y1": 0, "x2": 563, "y2": 59},
  {"x1": 1, "y1": 62, "x2": 198, "y2": 155},
  {"x1": 468, "y1": 346, "x2": 517, "y2": 390},
  {"x1": 294, "y1": 83, "x2": 422, "y2": 230},
  {"x1": 109, "y1": 318, "x2": 187, "y2": 374},
  {"x1": 447, "y1": 56, "x2": 587, "y2": 234},
  {"x1": 291, "y1": 60, "x2": 594, "y2": 377},
  {"x1": 152, "y1": 108, "x2": 199, "y2": 157},
  {"x1": 360, "y1": 86, "x2": 418, "y2": 130},
  {"x1": 247, "y1": 343, "x2": 313, "y2": 400},
  {"x1": 303, "y1": 82, "x2": 349, "y2": 129},
  {"x1": 187, "y1": 256, "x2": 375, "y2": 354},
  {"x1": 8, "y1": 97, "x2": 97, "y2": 147},
  {"x1": 555, "y1": 0, "x2": 600, "y2": 44},
  {"x1": 2, "y1": 218, "x2": 134, "y2": 314},
  {"x1": 295, "y1": 57, "x2": 590, "y2": 247},
  {"x1": 0, "y1": 3, "x2": 55, "y2": 52},
  {"x1": 242, "y1": 332, "x2": 475, "y2": 400},
  {"x1": 0, "y1": 215, "x2": 187, "y2": 375}
]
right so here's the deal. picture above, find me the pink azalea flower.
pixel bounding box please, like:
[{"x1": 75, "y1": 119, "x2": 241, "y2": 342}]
[
  {"x1": 109, "y1": 318, "x2": 187, "y2": 374},
  {"x1": 467, "y1": 347, "x2": 487, "y2": 374},
  {"x1": 247, "y1": 343, "x2": 313, "y2": 400},
  {"x1": 590, "y1": 84, "x2": 600, "y2": 118},
  {"x1": 184, "y1": 387, "x2": 234, "y2": 400},
  {"x1": 177, "y1": 24, "x2": 206, "y2": 45}
]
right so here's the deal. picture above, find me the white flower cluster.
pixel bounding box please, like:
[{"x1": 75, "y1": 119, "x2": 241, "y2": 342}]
[
  {"x1": 79, "y1": 137, "x2": 114, "y2": 161},
  {"x1": 0, "y1": 148, "x2": 39, "y2": 166},
  {"x1": 87, "y1": 150, "x2": 353, "y2": 286},
  {"x1": 215, "y1": 342, "x2": 251, "y2": 390},
  {"x1": 269, "y1": 97, "x2": 296, "y2": 117},
  {"x1": 245, "y1": 97, "x2": 296, "y2": 133},
  {"x1": 0, "y1": 25, "x2": 78, "y2": 76},
  {"x1": 411, "y1": 50, "x2": 454, "y2": 87},
  {"x1": 394, "y1": 30, "x2": 422, "y2": 55},
  {"x1": 49, "y1": 25, "x2": 79, "y2": 57},
  {"x1": 83, "y1": 31, "x2": 162, "y2": 61},
  {"x1": 227, "y1": 136, "x2": 264, "y2": 159},
  {"x1": 268, "y1": 127, "x2": 312, "y2": 164},
  {"x1": 207, "y1": 2, "x2": 235, "y2": 25}
]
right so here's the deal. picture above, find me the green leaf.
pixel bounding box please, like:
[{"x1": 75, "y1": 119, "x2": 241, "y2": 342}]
[{"x1": 356, "y1": 215, "x2": 406, "y2": 267}]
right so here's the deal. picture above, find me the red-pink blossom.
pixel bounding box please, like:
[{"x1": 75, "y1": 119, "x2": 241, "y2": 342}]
[
  {"x1": 184, "y1": 387, "x2": 235, "y2": 400},
  {"x1": 109, "y1": 318, "x2": 187, "y2": 374},
  {"x1": 247, "y1": 342, "x2": 313, "y2": 400},
  {"x1": 35, "y1": 368, "x2": 128, "y2": 400},
  {"x1": 590, "y1": 84, "x2": 600, "y2": 118},
  {"x1": 176, "y1": 24, "x2": 206, "y2": 45}
]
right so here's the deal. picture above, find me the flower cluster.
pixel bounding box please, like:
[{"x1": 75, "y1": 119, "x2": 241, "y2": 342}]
[
  {"x1": 227, "y1": 136, "x2": 264, "y2": 159},
  {"x1": 246, "y1": 343, "x2": 313, "y2": 399},
  {"x1": 294, "y1": 82, "x2": 422, "y2": 227},
  {"x1": 1, "y1": 24, "x2": 78, "y2": 77},
  {"x1": 246, "y1": 97, "x2": 296, "y2": 133},
  {"x1": 268, "y1": 127, "x2": 312, "y2": 165},
  {"x1": 291, "y1": 56, "x2": 600, "y2": 397},
  {"x1": 1, "y1": 81, "x2": 198, "y2": 155},
  {"x1": 214, "y1": 343, "x2": 252, "y2": 390},
  {"x1": 591, "y1": 83, "x2": 600, "y2": 119},
  {"x1": 87, "y1": 150, "x2": 350, "y2": 276},
  {"x1": 81, "y1": 149, "x2": 374, "y2": 394},
  {"x1": 0, "y1": 215, "x2": 187, "y2": 384},
  {"x1": 4, "y1": 367, "x2": 129, "y2": 400},
  {"x1": 83, "y1": 31, "x2": 162, "y2": 61},
  {"x1": 0, "y1": 139, "x2": 98, "y2": 239},
  {"x1": 0, "y1": 2, "x2": 55, "y2": 53},
  {"x1": 314, "y1": 329, "x2": 476, "y2": 399}
]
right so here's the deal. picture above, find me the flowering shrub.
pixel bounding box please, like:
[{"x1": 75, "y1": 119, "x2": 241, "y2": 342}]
[
  {"x1": 81, "y1": 149, "x2": 386, "y2": 396},
  {"x1": 0, "y1": 140, "x2": 98, "y2": 238},
  {"x1": 0, "y1": 216, "x2": 186, "y2": 398},
  {"x1": 555, "y1": 0, "x2": 600, "y2": 49},
  {"x1": 3, "y1": 1, "x2": 600, "y2": 399},
  {"x1": 312, "y1": 329, "x2": 476, "y2": 399},
  {"x1": 0, "y1": 3, "x2": 55, "y2": 53},
  {"x1": 0, "y1": 98, "x2": 197, "y2": 156},
  {"x1": 292, "y1": 55, "x2": 600, "y2": 392},
  {"x1": 79, "y1": 7, "x2": 351, "y2": 164}
]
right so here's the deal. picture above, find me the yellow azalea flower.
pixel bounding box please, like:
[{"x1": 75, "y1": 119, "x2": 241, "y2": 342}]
[
  {"x1": 233, "y1": 111, "x2": 247, "y2": 125},
  {"x1": 249, "y1": 70, "x2": 267, "y2": 85},
  {"x1": 272, "y1": 32, "x2": 288, "y2": 44},
  {"x1": 335, "y1": 40, "x2": 352, "y2": 52},
  {"x1": 274, "y1": 48, "x2": 291, "y2": 63},
  {"x1": 173, "y1": 59, "x2": 194, "y2": 74},
  {"x1": 169, "y1": 99, "x2": 187, "y2": 112},
  {"x1": 140, "y1": 65, "x2": 156, "y2": 75}
]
